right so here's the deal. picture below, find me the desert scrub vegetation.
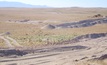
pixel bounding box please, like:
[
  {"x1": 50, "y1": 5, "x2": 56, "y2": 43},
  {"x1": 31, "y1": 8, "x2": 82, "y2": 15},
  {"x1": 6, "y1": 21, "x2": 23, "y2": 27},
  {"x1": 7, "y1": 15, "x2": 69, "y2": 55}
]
[
  {"x1": 1, "y1": 22, "x2": 107, "y2": 47},
  {"x1": 0, "y1": 39, "x2": 6, "y2": 48},
  {"x1": 0, "y1": 36, "x2": 7, "y2": 48},
  {"x1": 12, "y1": 33, "x2": 78, "y2": 47},
  {"x1": 0, "y1": 19, "x2": 107, "y2": 47}
]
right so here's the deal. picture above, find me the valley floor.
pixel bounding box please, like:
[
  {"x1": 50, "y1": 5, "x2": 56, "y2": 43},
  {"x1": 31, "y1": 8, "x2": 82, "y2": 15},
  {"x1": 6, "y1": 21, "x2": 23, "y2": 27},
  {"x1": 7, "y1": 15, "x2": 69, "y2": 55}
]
[{"x1": 0, "y1": 37, "x2": 107, "y2": 65}]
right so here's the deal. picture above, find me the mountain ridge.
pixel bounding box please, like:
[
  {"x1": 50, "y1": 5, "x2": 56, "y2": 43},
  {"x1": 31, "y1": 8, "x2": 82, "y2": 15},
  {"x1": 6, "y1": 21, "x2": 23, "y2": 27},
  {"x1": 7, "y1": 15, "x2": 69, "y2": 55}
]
[{"x1": 0, "y1": 1, "x2": 49, "y2": 8}]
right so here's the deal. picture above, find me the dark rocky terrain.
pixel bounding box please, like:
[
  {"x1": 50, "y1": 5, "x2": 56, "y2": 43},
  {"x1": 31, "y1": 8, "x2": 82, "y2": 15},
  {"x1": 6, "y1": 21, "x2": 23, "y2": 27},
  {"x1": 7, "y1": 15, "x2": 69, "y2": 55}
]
[
  {"x1": 59, "y1": 33, "x2": 107, "y2": 44},
  {"x1": 0, "y1": 49, "x2": 28, "y2": 57},
  {"x1": 56, "y1": 18, "x2": 107, "y2": 28}
]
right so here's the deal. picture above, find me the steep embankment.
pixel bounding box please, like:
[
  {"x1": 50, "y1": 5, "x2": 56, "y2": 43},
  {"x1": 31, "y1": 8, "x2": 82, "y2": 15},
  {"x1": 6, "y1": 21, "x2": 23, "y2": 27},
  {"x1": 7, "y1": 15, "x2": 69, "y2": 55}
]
[
  {"x1": 60, "y1": 33, "x2": 107, "y2": 44},
  {"x1": 56, "y1": 18, "x2": 107, "y2": 28}
]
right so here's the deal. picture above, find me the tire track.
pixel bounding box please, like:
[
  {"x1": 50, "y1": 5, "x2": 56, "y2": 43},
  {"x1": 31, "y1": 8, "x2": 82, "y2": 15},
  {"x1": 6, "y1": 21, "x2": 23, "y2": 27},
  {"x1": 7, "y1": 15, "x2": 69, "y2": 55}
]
[
  {"x1": 0, "y1": 34, "x2": 22, "y2": 48},
  {"x1": 0, "y1": 36, "x2": 14, "y2": 48},
  {"x1": 5, "y1": 36, "x2": 23, "y2": 47}
]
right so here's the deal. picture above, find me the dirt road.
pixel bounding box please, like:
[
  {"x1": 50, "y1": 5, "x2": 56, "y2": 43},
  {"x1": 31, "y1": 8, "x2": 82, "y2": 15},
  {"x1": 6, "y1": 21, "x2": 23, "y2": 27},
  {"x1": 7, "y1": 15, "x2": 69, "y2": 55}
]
[
  {"x1": 0, "y1": 37, "x2": 107, "y2": 65},
  {"x1": 0, "y1": 36, "x2": 14, "y2": 48},
  {"x1": 5, "y1": 36, "x2": 23, "y2": 47},
  {"x1": 0, "y1": 35, "x2": 22, "y2": 48}
]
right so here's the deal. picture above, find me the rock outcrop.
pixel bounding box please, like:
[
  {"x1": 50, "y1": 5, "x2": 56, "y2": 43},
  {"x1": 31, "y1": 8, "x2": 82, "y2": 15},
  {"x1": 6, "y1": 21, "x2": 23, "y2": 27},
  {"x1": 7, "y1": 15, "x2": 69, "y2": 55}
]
[{"x1": 41, "y1": 24, "x2": 56, "y2": 29}]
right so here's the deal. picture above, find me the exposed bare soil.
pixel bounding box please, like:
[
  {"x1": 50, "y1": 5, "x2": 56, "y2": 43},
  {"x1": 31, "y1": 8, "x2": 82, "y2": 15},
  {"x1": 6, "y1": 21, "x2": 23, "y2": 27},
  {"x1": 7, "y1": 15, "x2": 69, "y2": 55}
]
[{"x1": 0, "y1": 36, "x2": 107, "y2": 65}]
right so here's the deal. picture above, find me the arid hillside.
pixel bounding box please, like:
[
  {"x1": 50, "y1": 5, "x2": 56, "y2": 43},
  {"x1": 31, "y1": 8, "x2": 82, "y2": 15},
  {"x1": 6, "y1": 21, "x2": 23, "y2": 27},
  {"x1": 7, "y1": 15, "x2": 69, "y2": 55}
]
[
  {"x1": 0, "y1": 8, "x2": 107, "y2": 48},
  {"x1": 0, "y1": 8, "x2": 107, "y2": 65}
]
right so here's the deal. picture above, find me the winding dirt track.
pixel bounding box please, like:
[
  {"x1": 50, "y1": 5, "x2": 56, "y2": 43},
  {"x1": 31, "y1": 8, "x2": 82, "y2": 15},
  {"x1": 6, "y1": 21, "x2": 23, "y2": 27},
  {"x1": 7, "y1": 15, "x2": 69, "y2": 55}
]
[
  {"x1": 0, "y1": 37, "x2": 107, "y2": 65},
  {"x1": 0, "y1": 35, "x2": 22, "y2": 48},
  {"x1": 5, "y1": 36, "x2": 23, "y2": 47},
  {"x1": 0, "y1": 36, "x2": 14, "y2": 48}
]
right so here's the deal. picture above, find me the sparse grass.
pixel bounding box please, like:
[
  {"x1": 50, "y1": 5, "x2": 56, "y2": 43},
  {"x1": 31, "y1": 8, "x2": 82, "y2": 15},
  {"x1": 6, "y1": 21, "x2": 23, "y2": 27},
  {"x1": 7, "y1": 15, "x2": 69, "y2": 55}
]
[
  {"x1": 0, "y1": 8, "x2": 107, "y2": 21},
  {"x1": 0, "y1": 8, "x2": 107, "y2": 47},
  {"x1": 0, "y1": 8, "x2": 107, "y2": 65},
  {"x1": 0, "y1": 21, "x2": 107, "y2": 47},
  {"x1": 0, "y1": 39, "x2": 6, "y2": 48}
]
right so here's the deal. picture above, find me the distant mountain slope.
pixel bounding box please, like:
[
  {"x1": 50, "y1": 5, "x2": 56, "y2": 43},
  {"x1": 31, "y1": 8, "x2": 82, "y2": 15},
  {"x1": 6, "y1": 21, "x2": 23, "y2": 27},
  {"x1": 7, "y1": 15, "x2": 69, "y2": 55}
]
[{"x1": 0, "y1": 1, "x2": 48, "y2": 8}]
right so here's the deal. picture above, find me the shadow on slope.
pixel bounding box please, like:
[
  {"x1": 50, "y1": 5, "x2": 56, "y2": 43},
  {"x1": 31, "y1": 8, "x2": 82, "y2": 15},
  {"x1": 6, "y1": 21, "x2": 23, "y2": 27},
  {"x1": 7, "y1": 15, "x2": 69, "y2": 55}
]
[{"x1": 56, "y1": 18, "x2": 107, "y2": 28}]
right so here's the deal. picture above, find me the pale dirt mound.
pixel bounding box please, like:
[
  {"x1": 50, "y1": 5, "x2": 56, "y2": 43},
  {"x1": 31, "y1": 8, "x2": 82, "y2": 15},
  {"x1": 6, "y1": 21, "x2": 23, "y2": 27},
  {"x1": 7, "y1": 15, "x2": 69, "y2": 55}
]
[{"x1": 41, "y1": 24, "x2": 56, "y2": 29}]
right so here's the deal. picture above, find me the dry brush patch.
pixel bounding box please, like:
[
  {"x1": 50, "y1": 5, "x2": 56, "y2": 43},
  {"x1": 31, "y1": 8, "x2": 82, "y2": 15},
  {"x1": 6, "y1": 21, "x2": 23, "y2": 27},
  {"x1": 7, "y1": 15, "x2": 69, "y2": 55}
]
[
  {"x1": 0, "y1": 21, "x2": 107, "y2": 47},
  {"x1": 0, "y1": 8, "x2": 107, "y2": 47}
]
